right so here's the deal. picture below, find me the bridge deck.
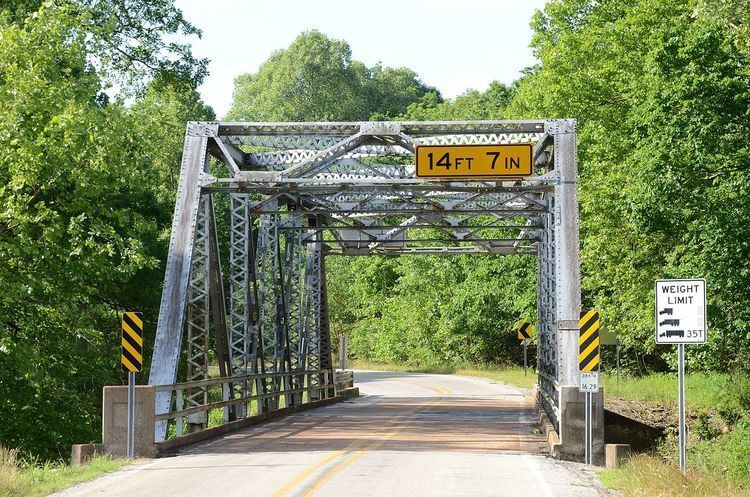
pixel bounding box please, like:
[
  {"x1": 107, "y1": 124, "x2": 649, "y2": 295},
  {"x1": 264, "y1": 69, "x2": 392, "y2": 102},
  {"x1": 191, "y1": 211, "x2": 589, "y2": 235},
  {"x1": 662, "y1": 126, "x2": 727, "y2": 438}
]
[{"x1": 55, "y1": 372, "x2": 606, "y2": 497}]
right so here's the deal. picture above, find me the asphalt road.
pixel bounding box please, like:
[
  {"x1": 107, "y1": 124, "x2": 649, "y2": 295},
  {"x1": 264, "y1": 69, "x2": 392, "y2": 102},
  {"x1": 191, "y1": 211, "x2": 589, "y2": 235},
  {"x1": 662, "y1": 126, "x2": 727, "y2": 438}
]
[{"x1": 56, "y1": 371, "x2": 609, "y2": 497}]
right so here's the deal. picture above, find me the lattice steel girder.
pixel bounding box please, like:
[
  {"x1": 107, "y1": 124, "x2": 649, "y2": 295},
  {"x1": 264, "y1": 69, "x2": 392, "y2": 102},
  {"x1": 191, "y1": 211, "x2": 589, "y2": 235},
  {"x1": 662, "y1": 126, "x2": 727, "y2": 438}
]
[
  {"x1": 206, "y1": 196, "x2": 235, "y2": 421},
  {"x1": 150, "y1": 123, "x2": 210, "y2": 440},
  {"x1": 219, "y1": 187, "x2": 550, "y2": 216},
  {"x1": 215, "y1": 121, "x2": 547, "y2": 175},
  {"x1": 537, "y1": 201, "x2": 559, "y2": 428},
  {"x1": 150, "y1": 119, "x2": 579, "y2": 445},
  {"x1": 280, "y1": 224, "x2": 305, "y2": 404},
  {"x1": 228, "y1": 194, "x2": 250, "y2": 408},
  {"x1": 331, "y1": 245, "x2": 538, "y2": 256},
  {"x1": 185, "y1": 195, "x2": 210, "y2": 425},
  {"x1": 255, "y1": 200, "x2": 283, "y2": 409},
  {"x1": 217, "y1": 120, "x2": 546, "y2": 137},
  {"x1": 302, "y1": 231, "x2": 325, "y2": 396}
]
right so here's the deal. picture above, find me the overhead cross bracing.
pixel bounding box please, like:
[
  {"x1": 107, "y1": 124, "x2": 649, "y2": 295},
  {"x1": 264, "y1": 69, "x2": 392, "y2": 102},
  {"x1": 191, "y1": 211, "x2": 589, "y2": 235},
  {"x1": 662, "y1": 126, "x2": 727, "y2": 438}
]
[
  {"x1": 149, "y1": 119, "x2": 586, "y2": 456},
  {"x1": 206, "y1": 121, "x2": 550, "y2": 256}
]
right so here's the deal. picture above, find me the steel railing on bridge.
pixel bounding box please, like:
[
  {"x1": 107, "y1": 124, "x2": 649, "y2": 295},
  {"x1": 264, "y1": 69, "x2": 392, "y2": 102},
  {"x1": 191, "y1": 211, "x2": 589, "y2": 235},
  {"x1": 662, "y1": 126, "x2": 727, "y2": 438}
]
[{"x1": 154, "y1": 369, "x2": 337, "y2": 440}]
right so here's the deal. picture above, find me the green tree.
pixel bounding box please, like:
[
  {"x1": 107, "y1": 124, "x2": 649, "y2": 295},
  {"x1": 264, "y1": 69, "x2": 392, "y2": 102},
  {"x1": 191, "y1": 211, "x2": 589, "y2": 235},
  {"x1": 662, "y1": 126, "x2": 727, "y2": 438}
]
[
  {"x1": 228, "y1": 30, "x2": 437, "y2": 121},
  {"x1": 0, "y1": 2, "x2": 212, "y2": 459},
  {"x1": 366, "y1": 65, "x2": 439, "y2": 120},
  {"x1": 4, "y1": 0, "x2": 208, "y2": 89},
  {"x1": 228, "y1": 31, "x2": 369, "y2": 121},
  {"x1": 508, "y1": 0, "x2": 750, "y2": 372},
  {"x1": 401, "y1": 81, "x2": 515, "y2": 121}
]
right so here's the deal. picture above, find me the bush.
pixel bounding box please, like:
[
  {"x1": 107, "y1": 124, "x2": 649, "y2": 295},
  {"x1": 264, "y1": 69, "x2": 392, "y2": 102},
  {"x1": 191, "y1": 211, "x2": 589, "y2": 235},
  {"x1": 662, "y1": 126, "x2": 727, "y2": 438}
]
[{"x1": 691, "y1": 421, "x2": 750, "y2": 488}]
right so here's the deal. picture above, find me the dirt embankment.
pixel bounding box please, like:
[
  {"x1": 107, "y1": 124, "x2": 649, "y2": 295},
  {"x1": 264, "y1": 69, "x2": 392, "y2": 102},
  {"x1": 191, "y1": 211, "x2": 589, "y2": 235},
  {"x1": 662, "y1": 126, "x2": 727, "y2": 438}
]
[{"x1": 605, "y1": 397, "x2": 676, "y2": 429}]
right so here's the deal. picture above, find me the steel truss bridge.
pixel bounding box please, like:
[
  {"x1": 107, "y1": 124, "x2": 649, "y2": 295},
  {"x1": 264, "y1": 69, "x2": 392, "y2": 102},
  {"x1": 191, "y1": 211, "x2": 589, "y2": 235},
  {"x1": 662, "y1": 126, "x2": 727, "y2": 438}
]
[{"x1": 149, "y1": 119, "x2": 592, "y2": 455}]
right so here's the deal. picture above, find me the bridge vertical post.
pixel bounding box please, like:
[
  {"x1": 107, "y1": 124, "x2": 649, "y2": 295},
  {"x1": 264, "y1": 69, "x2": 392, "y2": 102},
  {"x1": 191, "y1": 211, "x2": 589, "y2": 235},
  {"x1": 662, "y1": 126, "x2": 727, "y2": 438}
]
[
  {"x1": 207, "y1": 196, "x2": 235, "y2": 422},
  {"x1": 318, "y1": 252, "x2": 333, "y2": 397},
  {"x1": 305, "y1": 232, "x2": 321, "y2": 400},
  {"x1": 550, "y1": 118, "x2": 604, "y2": 461},
  {"x1": 537, "y1": 194, "x2": 558, "y2": 428},
  {"x1": 256, "y1": 201, "x2": 282, "y2": 411},
  {"x1": 185, "y1": 195, "x2": 210, "y2": 432},
  {"x1": 303, "y1": 229, "x2": 329, "y2": 400},
  {"x1": 229, "y1": 194, "x2": 250, "y2": 417},
  {"x1": 552, "y1": 120, "x2": 581, "y2": 388},
  {"x1": 281, "y1": 226, "x2": 305, "y2": 405},
  {"x1": 149, "y1": 122, "x2": 213, "y2": 442}
]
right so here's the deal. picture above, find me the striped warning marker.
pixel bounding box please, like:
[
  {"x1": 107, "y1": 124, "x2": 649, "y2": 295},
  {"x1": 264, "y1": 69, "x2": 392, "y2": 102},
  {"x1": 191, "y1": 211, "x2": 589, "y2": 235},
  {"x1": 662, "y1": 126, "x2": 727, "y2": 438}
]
[
  {"x1": 517, "y1": 322, "x2": 533, "y2": 340},
  {"x1": 121, "y1": 311, "x2": 143, "y2": 373},
  {"x1": 578, "y1": 310, "x2": 600, "y2": 372}
]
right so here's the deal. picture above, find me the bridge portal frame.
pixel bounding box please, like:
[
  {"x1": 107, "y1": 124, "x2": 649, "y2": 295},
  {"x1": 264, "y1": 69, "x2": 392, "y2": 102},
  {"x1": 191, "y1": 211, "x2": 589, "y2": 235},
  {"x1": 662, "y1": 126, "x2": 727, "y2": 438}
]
[{"x1": 148, "y1": 119, "x2": 597, "y2": 458}]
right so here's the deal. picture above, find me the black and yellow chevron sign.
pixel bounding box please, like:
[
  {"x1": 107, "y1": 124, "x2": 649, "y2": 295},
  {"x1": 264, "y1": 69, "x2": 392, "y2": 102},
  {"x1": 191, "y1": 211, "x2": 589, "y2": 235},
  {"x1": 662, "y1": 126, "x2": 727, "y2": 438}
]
[
  {"x1": 121, "y1": 311, "x2": 143, "y2": 373},
  {"x1": 517, "y1": 322, "x2": 533, "y2": 340},
  {"x1": 579, "y1": 310, "x2": 600, "y2": 372}
]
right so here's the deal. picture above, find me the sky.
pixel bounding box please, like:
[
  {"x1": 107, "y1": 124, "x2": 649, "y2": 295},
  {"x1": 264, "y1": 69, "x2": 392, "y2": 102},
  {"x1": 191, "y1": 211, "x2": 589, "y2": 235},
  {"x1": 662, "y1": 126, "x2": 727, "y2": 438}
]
[{"x1": 174, "y1": 0, "x2": 548, "y2": 118}]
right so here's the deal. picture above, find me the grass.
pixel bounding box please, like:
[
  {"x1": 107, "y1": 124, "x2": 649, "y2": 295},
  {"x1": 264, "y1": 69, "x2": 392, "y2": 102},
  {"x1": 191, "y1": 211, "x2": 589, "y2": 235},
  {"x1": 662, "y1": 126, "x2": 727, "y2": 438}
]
[
  {"x1": 453, "y1": 365, "x2": 538, "y2": 389},
  {"x1": 0, "y1": 446, "x2": 128, "y2": 497},
  {"x1": 599, "y1": 454, "x2": 750, "y2": 497},
  {"x1": 601, "y1": 372, "x2": 727, "y2": 412},
  {"x1": 348, "y1": 359, "x2": 727, "y2": 409}
]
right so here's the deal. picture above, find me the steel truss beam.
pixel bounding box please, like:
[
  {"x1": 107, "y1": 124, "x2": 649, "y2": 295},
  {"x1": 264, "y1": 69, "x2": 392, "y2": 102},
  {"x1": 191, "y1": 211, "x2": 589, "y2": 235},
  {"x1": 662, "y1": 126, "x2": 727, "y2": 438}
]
[
  {"x1": 229, "y1": 194, "x2": 251, "y2": 416},
  {"x1": 255, "y1": 200, "x2": 283, "y2": 410},
  {"x1": 185, "y1": 195, "x2": 210, "y2": 428},
  {"x1": 150, "y1": 120, "x2": 579, "y2": 444}
]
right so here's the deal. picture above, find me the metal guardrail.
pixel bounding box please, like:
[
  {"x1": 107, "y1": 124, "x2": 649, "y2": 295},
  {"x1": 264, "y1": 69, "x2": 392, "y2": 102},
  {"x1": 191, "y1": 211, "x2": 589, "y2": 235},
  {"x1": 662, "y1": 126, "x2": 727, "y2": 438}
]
[
  {"x1": 537, "y1": 372, "x2": 560, "y2": 430},
  {"x1": 155, "y1": 369, "x2": 334, "y2": 439}
]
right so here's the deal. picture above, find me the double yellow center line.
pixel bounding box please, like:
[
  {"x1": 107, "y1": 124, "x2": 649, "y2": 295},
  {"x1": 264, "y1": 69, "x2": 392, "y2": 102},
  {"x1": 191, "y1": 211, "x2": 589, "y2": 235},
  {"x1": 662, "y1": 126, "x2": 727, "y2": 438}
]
[{"x1": 272, "y1": 383, "x2": 451, "y2": 497}]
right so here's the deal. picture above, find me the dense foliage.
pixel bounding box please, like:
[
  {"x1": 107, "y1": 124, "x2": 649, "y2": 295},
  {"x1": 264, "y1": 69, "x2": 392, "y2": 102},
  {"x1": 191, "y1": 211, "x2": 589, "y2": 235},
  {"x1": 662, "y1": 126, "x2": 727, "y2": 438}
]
[
  {"x1": 227, "y1": 30, "x2": 438, "y2": 121},
  {"x1": 331, "y1": 0, "x2": 750, "y2": 373},
  {"x1": 2, "y1": 0, "x2": 749, "y2": 461},
  {"x1": 508, "y1": 0, "x2": 750, "y2": 372},
  {"x1": 328, "y1": 256, "x2": 537, "y2": 368},
  {"x1": 0, "y1": 1, "x2": 213, "y2": 459}
]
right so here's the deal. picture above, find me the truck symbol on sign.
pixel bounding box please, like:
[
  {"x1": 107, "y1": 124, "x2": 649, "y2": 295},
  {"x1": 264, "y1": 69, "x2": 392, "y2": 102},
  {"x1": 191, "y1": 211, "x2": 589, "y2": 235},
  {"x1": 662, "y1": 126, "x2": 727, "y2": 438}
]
[
  {"x1": 659, "y1": 308, "x2": 673, "y2": 316},
  {"x1": 659, "y1": 329, "x2": 685, "y2": 338},
  {"x1": 659, "y1": 319, "x2": 680, "y2": 327}
]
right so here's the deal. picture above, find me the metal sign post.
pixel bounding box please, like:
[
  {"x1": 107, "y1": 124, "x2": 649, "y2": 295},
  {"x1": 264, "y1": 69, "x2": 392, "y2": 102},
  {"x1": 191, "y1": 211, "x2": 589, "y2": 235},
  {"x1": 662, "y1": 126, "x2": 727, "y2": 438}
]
[
  {"x1": 523, "y1": 339, "x2": 528, "y2": 377},
  {"x1": 655, "y1": 278, "x2": 706, "y2": 472},
  {"x1": 616, "y1": 341, "x2": 621, "y2": 386},
  {"x1": 121, "y1": 311, "x2": 144, "y2": 459},
  {"x1": 127, "y1": 371, "x2": 135, "y2": 459},
  {"x1": 584, "y1": 392, "x2": 592, "y2": 464},
  {"x1": 579, "y1": 372, "x2": 599, "y2": 465},
  {"x1": 579, "y1": 310, "x2": 601, "y2": 465},
  {"x1": 677, "y1": 343, "x2": 687, "y2": 471},
  {"x1": 517, "y1": 322, "x2": 533, "y2": 376}
]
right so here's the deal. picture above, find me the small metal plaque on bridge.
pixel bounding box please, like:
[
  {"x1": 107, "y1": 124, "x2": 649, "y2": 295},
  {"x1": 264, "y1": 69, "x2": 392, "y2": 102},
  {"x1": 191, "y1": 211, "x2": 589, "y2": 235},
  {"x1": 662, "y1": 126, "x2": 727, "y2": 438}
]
[
  {"x1": 415, "y1": 144, "x2": 532, "y2": 178},
  {"x1": 579, "y1": 372, "x2": 599, "y2": 393}
]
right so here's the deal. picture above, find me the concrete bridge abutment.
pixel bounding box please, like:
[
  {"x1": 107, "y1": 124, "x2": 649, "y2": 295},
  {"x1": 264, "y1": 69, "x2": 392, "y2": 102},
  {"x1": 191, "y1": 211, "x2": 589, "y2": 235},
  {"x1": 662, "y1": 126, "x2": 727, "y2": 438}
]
[{"x1": 557, "y1": 386, "x2": 605, "y2": 464}]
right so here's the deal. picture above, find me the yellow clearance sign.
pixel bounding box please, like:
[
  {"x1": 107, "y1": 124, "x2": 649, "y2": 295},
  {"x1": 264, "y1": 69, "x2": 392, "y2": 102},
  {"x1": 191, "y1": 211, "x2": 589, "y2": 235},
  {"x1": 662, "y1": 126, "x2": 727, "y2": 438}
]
[{"x1": 415, "y1": 143, "x2": 533, "y2": 178}]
